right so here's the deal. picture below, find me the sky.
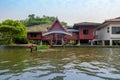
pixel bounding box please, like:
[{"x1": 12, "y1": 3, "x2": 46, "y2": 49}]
[{"x1": 0, "y1": 0, "x2": 120, "y2": 25}]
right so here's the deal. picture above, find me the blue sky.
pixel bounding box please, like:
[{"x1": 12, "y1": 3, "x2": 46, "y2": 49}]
[{"x1": 0, "y1": 0, "x2": 120, "y2": 25}]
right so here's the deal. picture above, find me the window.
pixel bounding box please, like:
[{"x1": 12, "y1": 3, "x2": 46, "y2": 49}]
[
  {"x1": 83, "y1": 29, "x2": 89, "y2": 35},
  {"x1": 107, "y1": 27, "x2": 109, "y2": 33},
  {"x1": 112, "y1": 27, "x2": 120, "y2": 34},
  {"x1": 31, "y1": 33, "x2": 37, "y2": 37}
]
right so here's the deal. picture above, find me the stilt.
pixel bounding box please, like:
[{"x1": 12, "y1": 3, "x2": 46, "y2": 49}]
[
  {"x1": 102, "y1": 40, "x2": 105, "y2": 46},
  {"x1": 30, "y1": 48, "x2": 33, "y2": 52},
  {"x1": 77, "y1": 40, "x2": 81, "y2": 46},
  {"x1": 97, "y1": 41, "x2": 99, "y2": 45},
  {"x1": 35, "y1": 46, "x2": 37, "y2": 51},
  {"x1": 91, "y1": 40, "x2": 93, "y2": 46},
  {"x1": 79, "y1": 40, "x2": 81, "y2": 45},
  {"x1": 110, "y1": 40, "x2": 112, "y2": 46},
  {"x1": 62, "y1": 37, "x2": 64, "y2": 46},
  {"x1": 51, "y1": 39, "x2": 53, "y2": 46},
  {"x1": 40, "y1": 40, "x2": 42, "y2": 45}
]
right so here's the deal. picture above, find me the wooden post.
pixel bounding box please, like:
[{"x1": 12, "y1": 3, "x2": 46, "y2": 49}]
[
  {"x1": 62, "y1": 37, "x2": 64, "y2": 46},
  {"x1": 30, "y1": 48, "x2": 33, "y2": 52},
  {"x1": 50, "y1": 39, "x2": 53, "y2": 46},
  {"x1": 35, "y1": 46, "x2": 37, "y2": 51}
]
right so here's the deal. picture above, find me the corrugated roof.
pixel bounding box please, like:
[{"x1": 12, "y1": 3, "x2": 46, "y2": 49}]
[
  {"x1": 106, "y1": 17, "x2": 120, "y2": 22},
  {"x1": 96, "y1": 17, "x2": 120, "y2": 30},
  {"x1": 27, "y1": 24, "x2": 51, "y2": 32},
  {"x1": 74, "y1": 22, "x2": 101, "y2": 26}
]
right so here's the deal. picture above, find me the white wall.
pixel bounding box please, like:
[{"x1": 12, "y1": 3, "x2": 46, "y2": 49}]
[
  {"x1": 96, "y1": 23, "x2": 120, "y2": 41},
  {"x1": 109, "y1": 24, "x2": 120, "y2": 39},
  {"x1": 96, "y1": 25, "x2": 110, "y2": 40}
]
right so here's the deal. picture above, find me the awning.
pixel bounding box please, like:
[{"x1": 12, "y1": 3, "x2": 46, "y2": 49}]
[{"x1": 42, "y1": 30, "x2": 72, "y2": 36}]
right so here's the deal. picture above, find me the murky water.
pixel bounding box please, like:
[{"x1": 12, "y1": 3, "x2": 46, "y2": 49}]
[{"x1": 0, "y1": 47, "x2": 120, "y2": 80}]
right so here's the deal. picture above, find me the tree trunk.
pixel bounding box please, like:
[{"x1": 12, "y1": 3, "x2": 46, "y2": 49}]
[{"x1": 9, "y1": 36, "x2": 13, "y2": 44}]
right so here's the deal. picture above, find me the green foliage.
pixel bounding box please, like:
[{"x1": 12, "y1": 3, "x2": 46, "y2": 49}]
[
  {"x1": 0, "y1": 39, "x2": 8, "y2": 45},
  {"x1": 61, "y1": 21, "x2": 67, "y2": 26},
  {"x1": 37, "y1": 45, "x2": 50, "y2": 50},
  {"x1": 28, "y1": 14, "x2": 35, "y2": 20},
  {"x1": 14, "y1": 37, "x2": 28, "y2": 44},
  {"x1": 0, "y1": 20, "x2": 27, "y2": 44},
  {"x1": 21, "y1": 14, "x2": 67, "y2": 27}
]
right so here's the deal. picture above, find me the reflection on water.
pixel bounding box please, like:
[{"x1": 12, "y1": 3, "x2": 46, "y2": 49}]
[{"x1": 0, "y1": 48, "x2": 120, "y2": 80}]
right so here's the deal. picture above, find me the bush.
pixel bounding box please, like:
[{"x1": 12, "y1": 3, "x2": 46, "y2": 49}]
[
  {"x1": 0, "y1": 40, "x2": 8, "y2": 45},
  {"x1": 37, "y1": 45, "x2": 50, "y2": 50},
  {"x1": 14, "y1": 37, "x2": 28, "y2": 44}
]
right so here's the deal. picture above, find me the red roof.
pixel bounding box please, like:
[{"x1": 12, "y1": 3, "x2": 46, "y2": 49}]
[
  {"x1": 42, "y1": 18, "x2": 72, "y2": 36},
  {"x1": 48, "y1": 18, "x2": 66, "y2": 32}
]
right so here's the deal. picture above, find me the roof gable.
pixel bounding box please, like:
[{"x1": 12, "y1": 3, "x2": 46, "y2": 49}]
[
  {"x1": 48, "y1": 18, "x2": 66, "y2": 31},
  {"x1": 42, "y1": 18, "x2": 72, "y2": 36}
]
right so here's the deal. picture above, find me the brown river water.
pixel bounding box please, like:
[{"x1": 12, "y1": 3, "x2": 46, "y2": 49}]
[{"x1": 0, "y1": 47, "x2": 120, "y2": 80}]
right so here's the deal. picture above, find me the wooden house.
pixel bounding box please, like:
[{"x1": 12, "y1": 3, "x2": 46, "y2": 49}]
[
  {"x1": 73, "y1": 22, "x2": 101, "y2": 45},
  {"x1": 27, "y1": 18, "x2": 100, "y2": 45}
]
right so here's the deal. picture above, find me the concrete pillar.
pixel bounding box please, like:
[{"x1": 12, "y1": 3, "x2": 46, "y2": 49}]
[
  {"x1": 102, "y1": 40, "x2": 105, "y2": 46},
  {"x1": 77, "y1": 40, "x2": 81, "y2": 46},
  {"x1": 40, "y1": 40, "x2": 42, "y2": 45},
  {"x1": 91, "y1": 40, "x2": 93, "y2": 46},
  {"x1": 97, "y1": 41, "x2": 99, "y2": 45},
  {"x1": 110, "y1": 40, "x2": 112, "y2": 46}
]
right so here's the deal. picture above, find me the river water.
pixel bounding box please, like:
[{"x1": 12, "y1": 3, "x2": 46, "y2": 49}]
[{"x1": 0, "y1": 47, "x2": 120, "y2": 80}]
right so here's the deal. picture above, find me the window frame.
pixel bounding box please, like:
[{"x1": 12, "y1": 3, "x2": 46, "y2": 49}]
[
  {"x1": 83, "y1": 29, "x2": 89, "y2": 35},
  {"x1": 112, "y1": 27, "x2": 120, "y2": 34},
  {"x1": 30, "y1": 33, "x2": 37, "y2": 37}
]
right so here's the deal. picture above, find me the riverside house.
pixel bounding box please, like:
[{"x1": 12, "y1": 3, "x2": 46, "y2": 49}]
[
  {"x1": 94, "y1": 17, "x2": 120, "y2": 46},
  {"x1": 27, "y1": 18, "x2": 100, "y2": 46},
  {"x1": 27, "y1": 17, "x2": 120, "y2": 46},
  {"x1": 73, "y1": 22, "x2": 100, "y2": 45},
  {"x1": 28, "y1": 18, "x2": 72, "y2": 46}
]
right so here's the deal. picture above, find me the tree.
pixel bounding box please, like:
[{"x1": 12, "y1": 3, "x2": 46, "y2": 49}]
[
  {"x1": 0, "y1": 20, "x2": 27, "y2": 44},
  {"x1": 21, "y1": 14, "x2": 67, "y2": 27},
  {"x1": 28, "y1": 14, "x2": 35, "y2": 20},
  {"x1": 61, "y1": 21, "x2": 67, "y2": 26}
]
